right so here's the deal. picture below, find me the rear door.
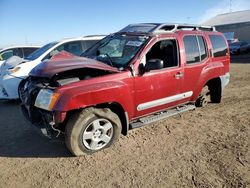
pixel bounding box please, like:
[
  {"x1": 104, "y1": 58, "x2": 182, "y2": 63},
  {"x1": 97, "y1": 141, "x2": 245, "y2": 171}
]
[{"x1": 181, "y1": 34, "x2": 209, "y2": 98}]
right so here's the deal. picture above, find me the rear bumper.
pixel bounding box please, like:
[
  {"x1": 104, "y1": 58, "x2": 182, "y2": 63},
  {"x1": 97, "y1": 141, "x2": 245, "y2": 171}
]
[{"x1": 220, "y1": 72, "x2": 230, "y2": 91}]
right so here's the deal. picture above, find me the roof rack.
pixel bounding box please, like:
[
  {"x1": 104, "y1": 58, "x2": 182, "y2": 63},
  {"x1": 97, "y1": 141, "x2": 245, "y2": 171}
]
[
  {"x1": 154, "y1": 23, "x2": 216, "y2": 33},
  {"x1": 119, "y1": 23, "x2": 216, "y2": 34},
  {"x1": 83, "y1": 35, "x2": 107, "y2": 38}
]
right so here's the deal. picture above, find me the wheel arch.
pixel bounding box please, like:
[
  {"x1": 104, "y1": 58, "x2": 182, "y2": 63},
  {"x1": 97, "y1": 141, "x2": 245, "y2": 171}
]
[
  {"x1": 96, "y1": 102, "x2": 129, "y2": 136},
  {"x1": 62, "y1": 102, "x2": 129, "y2": 136}
]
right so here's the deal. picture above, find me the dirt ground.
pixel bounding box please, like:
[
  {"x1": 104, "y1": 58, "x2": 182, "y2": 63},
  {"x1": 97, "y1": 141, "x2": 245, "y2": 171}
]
[{"x1": 0, "y1": 62, "x2": 249, "y2": 188}]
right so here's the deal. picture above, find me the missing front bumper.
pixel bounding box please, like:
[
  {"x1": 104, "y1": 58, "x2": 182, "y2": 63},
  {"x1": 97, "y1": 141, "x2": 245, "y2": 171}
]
[{"x1": 21, "y1": 104, "x2": 61, "y2": 138}]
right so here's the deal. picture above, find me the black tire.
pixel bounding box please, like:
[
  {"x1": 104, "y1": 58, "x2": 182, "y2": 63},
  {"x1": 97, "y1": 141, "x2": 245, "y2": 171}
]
[
  {"x1": 195, "y1": 86, "x2": 210, "y2": 107},
  {"x1": 209, "y1": 83, "x2": 222, "y2": 103},
  {"x1": 18, "y1": 78, "x2": 27, "y2": 100},
  {"x1": 65, "y1": 107, "x2": 122, "y2": 156}
]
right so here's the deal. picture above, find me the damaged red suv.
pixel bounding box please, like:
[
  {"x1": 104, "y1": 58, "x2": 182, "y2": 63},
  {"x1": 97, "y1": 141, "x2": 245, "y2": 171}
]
[{"x1": 20, "y1": 23, "x2": 230, "y2": 156}]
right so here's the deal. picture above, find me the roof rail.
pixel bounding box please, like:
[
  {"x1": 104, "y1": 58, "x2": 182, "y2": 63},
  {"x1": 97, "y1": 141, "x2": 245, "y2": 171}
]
[
  {"x1": 153, "y1": 23, "x2": 216, "y2": 33},
  {"x1": 119, "y1": 23, "x2": 216, "y2": 34},
  {"x1": 83, "y1": 35, "x2": 106, "y2": 38}
]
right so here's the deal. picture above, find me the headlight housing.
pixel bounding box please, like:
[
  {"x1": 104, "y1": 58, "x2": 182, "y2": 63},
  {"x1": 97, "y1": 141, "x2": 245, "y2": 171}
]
[{"x1": 35, "y1": 89, "x2": 59, "y2": 111}]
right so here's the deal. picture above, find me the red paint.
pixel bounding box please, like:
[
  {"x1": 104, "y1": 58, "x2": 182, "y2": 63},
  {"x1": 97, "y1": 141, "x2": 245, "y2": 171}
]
[
  {"x1": 30, "y1": 56, "x2": 120, "y2": 78},
  {"x1": 32, "y1": 30, "x2": 230, "y2": 123},
  {"x1": 50, "y1": 50, "x2": 76, "y2": 60}
]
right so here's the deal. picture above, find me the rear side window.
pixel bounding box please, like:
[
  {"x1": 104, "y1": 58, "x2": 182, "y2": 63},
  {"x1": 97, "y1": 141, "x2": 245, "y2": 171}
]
[
  {"x1": 23, "y1": 48, "x2": 38, "y2": 58},
  {"x1": 198, "y1": 36, "x2": 207, "y2": 61},
  {"x1": 184, "y1": 35, "x2": 208, "y2": 64},
  {"x1": 183, "y1": 36, "x2": 200, "y2": 64},
  {"x1": 82, "y1": 40, "x2": 99, "y2": 52},
  {"x1": 209, "y1": 35, "x2": 228, "y2": 57},
  {"x1": 63, "y1": 41, "x2": 83, "y2": 56}
]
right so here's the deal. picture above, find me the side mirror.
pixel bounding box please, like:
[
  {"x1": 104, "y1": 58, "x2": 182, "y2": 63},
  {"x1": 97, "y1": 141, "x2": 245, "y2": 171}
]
[{"x1": 145, "y1": 59, "x2": 164, "y2": 71}]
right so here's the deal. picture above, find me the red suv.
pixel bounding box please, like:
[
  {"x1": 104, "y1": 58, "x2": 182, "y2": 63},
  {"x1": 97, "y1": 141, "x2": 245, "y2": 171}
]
[{"x1": 20, "y1": 23, "x2": 230, "y2": 156}]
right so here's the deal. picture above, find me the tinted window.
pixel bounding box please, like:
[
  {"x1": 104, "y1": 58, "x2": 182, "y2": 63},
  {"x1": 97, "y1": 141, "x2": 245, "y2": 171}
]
[
  {"x1": 0, "y1": 50, "x2": 14, "y2": 60},
  {"x1": 184, "y1": 36, "x2": 200, "y2": 64},
  {"x1": 82, "y1": 40, "x2": 99, "y2": 51},
  {"x1": 64, "y1": 41, "x2": 82, "y2": 55},
  {"x1": 17, "y1": 48, "x2": 24, "y2": 57},
  {"x1": 44, "y1": 41, "x2": 83, "y2": 60},
  {"x1": 209, "y1": 35, "x2": 228, "y2": 57},
  {"x1": 23, "y1": 48, "x2": 38, "y2": 58},
  {"x1": 146, "y1": 39, "x2": 178, "y2": 68},
  {"x1": 26, "y1": 42, "x2": 58, "y2": 60},
  {"x1": 197, "y1": 36, "x2": 207, "y2": 61}
]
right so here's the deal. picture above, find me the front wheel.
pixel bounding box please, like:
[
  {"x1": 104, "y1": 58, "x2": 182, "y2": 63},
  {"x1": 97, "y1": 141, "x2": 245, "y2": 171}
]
[{"x1": 65, "y1": 107, "x2": 121, "y2": 156}]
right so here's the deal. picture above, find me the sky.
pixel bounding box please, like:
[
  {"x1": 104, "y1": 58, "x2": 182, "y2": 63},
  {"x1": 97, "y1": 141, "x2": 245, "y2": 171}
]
[{"x1": 1, "y1": 0, "x2": 250, "y2": 48}]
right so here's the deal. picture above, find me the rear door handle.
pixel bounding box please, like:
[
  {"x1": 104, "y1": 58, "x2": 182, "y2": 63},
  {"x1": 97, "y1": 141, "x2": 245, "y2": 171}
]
[{"x1": 175, "y1": 72, "x2": 184, "y2": 79}]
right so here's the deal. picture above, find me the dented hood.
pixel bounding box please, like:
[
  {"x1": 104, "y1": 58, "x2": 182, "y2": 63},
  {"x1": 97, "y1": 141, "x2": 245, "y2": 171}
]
[{"x1": 29, "y1": 56, "x2": 120, "y2": 78}]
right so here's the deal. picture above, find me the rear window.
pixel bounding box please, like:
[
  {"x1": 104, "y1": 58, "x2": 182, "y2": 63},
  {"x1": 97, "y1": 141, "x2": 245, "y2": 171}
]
[{"x1": 209, "y1": 35, "x2": 228, "y2": 57}]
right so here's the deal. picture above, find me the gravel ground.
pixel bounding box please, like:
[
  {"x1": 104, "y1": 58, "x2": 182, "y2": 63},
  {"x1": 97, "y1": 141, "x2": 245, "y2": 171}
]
[{"x1": 0, "y1": 63, "x2": 249, "y2": 188}]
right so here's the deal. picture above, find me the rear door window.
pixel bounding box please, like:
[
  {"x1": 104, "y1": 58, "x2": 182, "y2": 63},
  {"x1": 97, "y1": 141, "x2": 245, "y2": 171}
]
[
  {"x1": 23, "y1": 48, "x2": 38, "y2": 58},
  {"x1": 197, "y1": 36, "x2": 208, "y2": 61},
  {"x1": 47, "y1": 41, "x2": 83, "y2": 59},
  {"x1": 184, "y1": 35, "x2": 208, "y2": 64},
  {"x1": 82, "y1": 40, "x2": 99, "y2": 52},
  {"x1": 183, "y1": 36, "x2": 200, "y2": 64},
  {"x1": 63, "y1": 41, "x2": 83, "y2": 55},
  {"x1": 209, "y1": 35, "x2": 228, "y2": 57}
]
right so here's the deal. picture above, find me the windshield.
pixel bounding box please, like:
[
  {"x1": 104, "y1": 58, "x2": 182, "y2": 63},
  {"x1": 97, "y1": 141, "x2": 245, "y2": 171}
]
[
  {"x1": 26, "y1": 42, "x2": 58, "y2": 60},
  {"x1": 81, "y1": 34, "x2": 148, "y2": 68}
]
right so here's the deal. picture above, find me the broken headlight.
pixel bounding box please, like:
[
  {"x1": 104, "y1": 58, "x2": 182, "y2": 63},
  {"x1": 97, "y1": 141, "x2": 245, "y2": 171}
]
[{"x1": 35, "y1": 89, "x2": 59, "y2": 111}]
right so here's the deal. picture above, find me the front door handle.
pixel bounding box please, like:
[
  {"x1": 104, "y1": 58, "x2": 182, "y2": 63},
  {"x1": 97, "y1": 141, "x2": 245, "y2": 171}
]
[{"x1": 175, "y1": 72, "x2": 184, "y2": 79}]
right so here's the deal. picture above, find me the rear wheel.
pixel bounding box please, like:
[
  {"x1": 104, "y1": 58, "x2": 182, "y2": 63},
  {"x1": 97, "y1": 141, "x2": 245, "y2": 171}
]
[
  {"x1": 209, "y1": 84, "x2": 222, "y2": 103},
  {"x1": 65, "y1": 107, "x2": 121, "y2": 156},
  {"x1": 195, "y1": 86, "x2": 210, "y2": 107}
]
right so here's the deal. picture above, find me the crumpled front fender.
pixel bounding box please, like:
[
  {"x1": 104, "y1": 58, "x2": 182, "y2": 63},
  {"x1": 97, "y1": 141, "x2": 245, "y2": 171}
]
[{"x1": 53, "y1": 80, "x2": 134, "y2": 118}]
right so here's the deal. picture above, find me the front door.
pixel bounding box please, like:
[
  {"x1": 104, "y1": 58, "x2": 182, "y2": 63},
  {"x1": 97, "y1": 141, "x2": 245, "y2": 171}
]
[{"x1": 134, "y1": 38, "x2": 187, "y2": 117}]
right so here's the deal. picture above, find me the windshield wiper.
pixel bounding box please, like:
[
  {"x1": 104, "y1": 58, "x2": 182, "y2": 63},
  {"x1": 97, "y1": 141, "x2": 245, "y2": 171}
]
[{"x1": 103, "y1": 53, "x2": 114, "y2": 67}]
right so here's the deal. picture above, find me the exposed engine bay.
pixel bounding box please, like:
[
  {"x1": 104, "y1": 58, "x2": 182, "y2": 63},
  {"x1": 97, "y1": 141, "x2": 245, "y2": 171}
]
[
  {"x1": 41, "y1": 67, "x2": 112, "y2": 88},
  {"x1": 19, "y1": 67, "x2": 113, "y2": 137}
]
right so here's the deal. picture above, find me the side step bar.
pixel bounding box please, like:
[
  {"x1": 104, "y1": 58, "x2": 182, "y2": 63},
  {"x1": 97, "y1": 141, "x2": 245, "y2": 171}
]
[{"x1": 130, "y1": 104, "x2": 196, "y2": 129}]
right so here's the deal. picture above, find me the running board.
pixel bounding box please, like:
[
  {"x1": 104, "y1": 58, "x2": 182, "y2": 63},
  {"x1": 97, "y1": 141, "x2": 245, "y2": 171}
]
[{"x1": 130, "y1": 104, "x2": 196, "y2": 129}]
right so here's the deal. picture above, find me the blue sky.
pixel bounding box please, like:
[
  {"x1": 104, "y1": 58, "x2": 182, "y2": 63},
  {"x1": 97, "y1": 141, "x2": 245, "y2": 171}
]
[{"x1": 1, "y1": 0, "x2": 250, "y2": 48}]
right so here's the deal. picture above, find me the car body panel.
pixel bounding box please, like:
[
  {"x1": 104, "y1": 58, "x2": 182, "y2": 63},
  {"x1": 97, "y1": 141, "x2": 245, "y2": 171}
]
[
  {"x1": 20, "y1": 27, "x2": 230, "y2": 128},
  {"x1": 0, "y1": 36, "x2": 105, "y2": 99},
  {"x1": 0, "y1": 46, "x2": 40, "y2": 67},
  {"x1": 30, "y1": 56, "x2": 120, "y2": 78},
  {"x1": 53, "y1": 71, "x2": 135, "y2": 118}
]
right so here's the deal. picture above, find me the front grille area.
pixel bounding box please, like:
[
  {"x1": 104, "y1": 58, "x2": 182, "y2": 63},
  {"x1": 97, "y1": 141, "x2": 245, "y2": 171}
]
[
  {"x1": 19, "y1": 76, "x2": 51, "y2": 106},
  {"x1": 19, "y1": 76, "x2": 55, "y2": 124}
]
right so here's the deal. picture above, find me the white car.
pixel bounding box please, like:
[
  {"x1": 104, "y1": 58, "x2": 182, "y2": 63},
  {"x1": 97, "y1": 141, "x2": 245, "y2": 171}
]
[
  {"x1": 0, "y1": 46, "x2": 40, "y2": 67},
  {"x1": 0, "y1": 35, "x2": 105, "y2": 100}
]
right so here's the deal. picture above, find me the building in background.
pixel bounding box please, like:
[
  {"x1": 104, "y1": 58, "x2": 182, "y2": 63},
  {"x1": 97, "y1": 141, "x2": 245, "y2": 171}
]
[{"x1": 203, "y1": 10, "x2": 250, "y2": 42}]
